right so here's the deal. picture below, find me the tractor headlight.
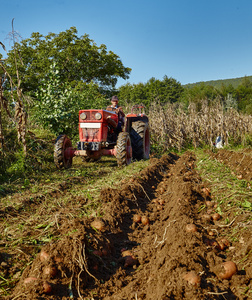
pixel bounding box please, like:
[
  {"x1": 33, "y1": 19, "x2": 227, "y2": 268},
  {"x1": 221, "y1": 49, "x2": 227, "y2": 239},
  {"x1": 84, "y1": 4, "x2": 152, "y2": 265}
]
[
  {"x1": 95, "y1": 113, "x2": 102, "y2": 120},
  {"x1": 80, "y1": 112, "x2": 87, "y2": 120}
]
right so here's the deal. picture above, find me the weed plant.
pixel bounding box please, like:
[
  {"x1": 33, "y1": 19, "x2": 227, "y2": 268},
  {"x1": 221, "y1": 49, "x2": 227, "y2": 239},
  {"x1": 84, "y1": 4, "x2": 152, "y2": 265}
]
[{"x1": 195, "y1": 149, "x2": 252, "y2": 243}]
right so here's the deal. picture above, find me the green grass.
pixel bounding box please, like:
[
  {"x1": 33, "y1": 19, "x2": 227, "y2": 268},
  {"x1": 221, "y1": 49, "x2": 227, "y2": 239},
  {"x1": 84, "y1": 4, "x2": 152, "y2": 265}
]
[
  {"x1": 195, "y1": 148, "x2": 252, "y2": 272},
  {"x1": 195, "y1": 148, "x2": 252, "y2": 214},
  {"x1": 0, "y1": 154, "x2": 151, "y2": 245}
]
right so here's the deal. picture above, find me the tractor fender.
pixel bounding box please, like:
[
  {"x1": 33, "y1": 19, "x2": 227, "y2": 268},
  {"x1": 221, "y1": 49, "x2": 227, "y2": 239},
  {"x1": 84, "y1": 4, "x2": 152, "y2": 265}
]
[{"x1": 107, "y1": 116, "x2": 117, "y2": 128}]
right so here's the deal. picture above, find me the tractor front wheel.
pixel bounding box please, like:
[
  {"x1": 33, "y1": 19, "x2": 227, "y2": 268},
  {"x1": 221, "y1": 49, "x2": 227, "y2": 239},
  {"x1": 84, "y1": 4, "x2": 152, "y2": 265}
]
[
  {"x1": 130, "y1": 121, "x2": 150, "y2": 160},
  {"x1": 54, "y1": 134, "x2": 73, "y2": 169},
  {"x1": 116, "y1": 132, "x2": 132, "y2": 166}
]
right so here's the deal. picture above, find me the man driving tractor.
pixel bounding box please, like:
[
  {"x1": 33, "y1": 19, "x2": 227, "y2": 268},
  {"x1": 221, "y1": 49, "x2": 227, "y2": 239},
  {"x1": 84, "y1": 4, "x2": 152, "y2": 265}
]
[{"x1": 106, "y1": 95, "x2": 125, "y2": 133}]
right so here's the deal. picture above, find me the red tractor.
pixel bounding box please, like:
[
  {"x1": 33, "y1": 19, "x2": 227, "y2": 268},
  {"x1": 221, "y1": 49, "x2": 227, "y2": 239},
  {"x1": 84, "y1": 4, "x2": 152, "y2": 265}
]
[{"x1": 54, "y1": 105, "x2": 150, "y2": 168}]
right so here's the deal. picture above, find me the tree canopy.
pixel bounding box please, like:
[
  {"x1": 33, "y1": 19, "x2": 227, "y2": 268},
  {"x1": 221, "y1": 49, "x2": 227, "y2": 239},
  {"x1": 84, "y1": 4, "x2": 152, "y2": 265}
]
[
  {"x1": 118, "y1": 76, "x2": 184, "y2": 108},
  {"x1": 5, "y1": 27, "x2": 131, "y2": 94},
  {"x1": 32, "y1": 63, "x2": 108, "y2": 136},
  {"x1": 181, "y1": 78, "x2": 252, "y2": 114}
]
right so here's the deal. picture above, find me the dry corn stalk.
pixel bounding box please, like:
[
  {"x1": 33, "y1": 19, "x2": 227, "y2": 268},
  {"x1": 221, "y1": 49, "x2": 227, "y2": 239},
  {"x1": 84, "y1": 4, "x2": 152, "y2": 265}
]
[
  {"x1": 0, "y1": 36, "x2": 28, "y2": 155},
  {"x1": 149, "y1": 100, "x2": 252, "y2": 152},
  {"x1": 0, "y1": 75, "x2": 3, "y2": 149}
]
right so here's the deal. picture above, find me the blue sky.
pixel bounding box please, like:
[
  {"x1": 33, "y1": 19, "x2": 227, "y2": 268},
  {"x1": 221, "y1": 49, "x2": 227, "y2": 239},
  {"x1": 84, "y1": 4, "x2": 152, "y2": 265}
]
[{"x1": 1, "y1": 0, "x2": 252, "y2": 87}]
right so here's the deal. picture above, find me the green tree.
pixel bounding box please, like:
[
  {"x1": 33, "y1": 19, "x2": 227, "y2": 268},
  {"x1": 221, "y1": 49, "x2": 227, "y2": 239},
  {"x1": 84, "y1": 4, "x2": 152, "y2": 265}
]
[
  {"x1": 118, "y1": 76, "x2": 183, "y2": 108},
  {"x1": 118, "y1": 82, "x2": 148, "y2": 107},
  {"x1": 219, "y1": 83, "x2": 235, "y2": 99},
  {"x1": 181, "y1": 83, "x2": 221, "y2": 109},
  {"x1": 5, "y1": 27, "x2": 131, "y2": 95},
  {"x1": 33, "y1": 63, "x2": 107, "y2": 136},
  {"x1": 234, "y1": 77, "x2": 252, "y2": 113},
  {"x1": 146, "y1": 75, "x2": 184, "y2": 104}
]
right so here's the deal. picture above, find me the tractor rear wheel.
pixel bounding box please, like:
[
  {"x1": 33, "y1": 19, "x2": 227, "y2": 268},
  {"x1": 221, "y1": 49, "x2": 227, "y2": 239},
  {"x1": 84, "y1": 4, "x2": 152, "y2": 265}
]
[
  {"x1": 130, "y1": 121, "x2": 150, "y2": 160},
  {"x1": 116, "y1": 132, "x2": 132, "y2": 166},
  {"x1": 54, "y1": 134, "x2": 73, "y2": 169}
]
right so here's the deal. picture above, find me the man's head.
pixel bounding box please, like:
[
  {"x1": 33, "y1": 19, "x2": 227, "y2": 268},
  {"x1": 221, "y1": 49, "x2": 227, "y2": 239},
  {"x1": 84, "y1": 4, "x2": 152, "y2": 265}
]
[{"x1": 111, "y1": 95, "x2": 119, "y2": 108}]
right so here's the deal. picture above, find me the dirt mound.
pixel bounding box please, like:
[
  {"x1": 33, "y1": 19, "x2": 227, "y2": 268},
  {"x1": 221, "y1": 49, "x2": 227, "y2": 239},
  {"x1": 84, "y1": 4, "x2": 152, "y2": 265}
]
[
  {"x1": 8, "y1": 152, "x2": 251, "y2": 299},
  {"x1": 210, "y1": 149, "x2": 252, "y2": 182},
  {"x1": 5, "y1": 220, "x2": 88, "y2": 297}
]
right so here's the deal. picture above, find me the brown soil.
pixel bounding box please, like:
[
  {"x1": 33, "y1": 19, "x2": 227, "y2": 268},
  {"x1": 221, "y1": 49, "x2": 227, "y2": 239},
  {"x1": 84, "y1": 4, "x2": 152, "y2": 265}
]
[
  {"x1": 3, "y1": 151, "x2": 252, "y2": 299},
  {"x1": 210, "y1": 149, "x2": 252, "y2": 182}
]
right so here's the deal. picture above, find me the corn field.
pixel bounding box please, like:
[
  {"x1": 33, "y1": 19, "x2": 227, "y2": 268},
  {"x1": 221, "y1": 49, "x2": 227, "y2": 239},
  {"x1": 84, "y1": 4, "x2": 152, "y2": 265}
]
[{"x1": 147, "y1": 101, "x2": 252, "y2": 152}]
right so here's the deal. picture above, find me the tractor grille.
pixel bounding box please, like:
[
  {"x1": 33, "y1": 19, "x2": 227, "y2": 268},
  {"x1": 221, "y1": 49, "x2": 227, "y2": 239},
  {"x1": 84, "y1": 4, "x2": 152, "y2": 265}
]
[
  {"x1": 84, "y1": 111, "x2": 98, "y2": 121},
  {"x1": 82, "y1": 128, "x2": 100, "y2": 141},
  {"x1": 84, "y1": 111, "x2": 91, "y2": 120}
]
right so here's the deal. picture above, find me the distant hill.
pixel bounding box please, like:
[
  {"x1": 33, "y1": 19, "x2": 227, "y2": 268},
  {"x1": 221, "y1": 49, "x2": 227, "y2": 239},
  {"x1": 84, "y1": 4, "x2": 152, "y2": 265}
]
[{"x1": 183, "y1": 75, "x2": 252, "y2": 89}]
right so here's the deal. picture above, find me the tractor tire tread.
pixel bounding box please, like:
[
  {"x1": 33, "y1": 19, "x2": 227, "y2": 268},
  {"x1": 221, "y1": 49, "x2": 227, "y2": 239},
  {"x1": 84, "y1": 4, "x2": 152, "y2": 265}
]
[
  {"x1": 116, "y1": 132, "x2": 131, "y2": 166},
  {"x1": 130, "y1": 121, "x2": 150, "y2": 160},
  {"x1": 54, "y1": 134, "x2": 72, "y2": 169}
]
